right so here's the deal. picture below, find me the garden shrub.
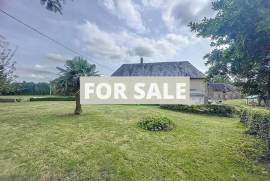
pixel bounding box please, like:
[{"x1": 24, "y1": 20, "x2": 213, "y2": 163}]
[
  {"x1": 240, "y1": 108, "x2": 270, "y2": 155},
  {"x1": 161, "y1": 103, "x2": 270, "y2": 155},
  {"x1": 240, "y1": 109, "x2": 249, "y2": 124},
  {"x1": 0, "y1": 98, "x2": 16, "y2": 102},
  {"x1": 15, "y1": 98, "x2": 22, "y2": 102},
  {"x1": 29, "y1": 96, "x2": 75, "y2": 101},
  {"x1": 138, "y1": 115, "x2": 174, "y2": 131},
  {"x1": 160, "y1": 104, "x2": 237, "y2": 117}
]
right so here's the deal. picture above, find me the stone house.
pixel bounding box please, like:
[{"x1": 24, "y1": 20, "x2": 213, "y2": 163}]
[
  {"x1": 208, "y1": 83, "x2": 241, "y2": 101},
  {"x1": 111, "y1": 59, "x2": 207, "y2": 104}
]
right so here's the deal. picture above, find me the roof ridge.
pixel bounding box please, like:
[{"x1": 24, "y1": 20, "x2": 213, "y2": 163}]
[
  {"x1": 111, "y1": 61, "x2": 205, "y2": 79},
  {"x1": 122, "y1": 61, "x2": 189, "y2": 65}
]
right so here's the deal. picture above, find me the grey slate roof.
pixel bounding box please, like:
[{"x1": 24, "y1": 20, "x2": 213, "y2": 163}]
[
  {"x1": 111, "y1": 61, "x2": 205, "y2": 79},
  {"x1": 208, "y1": 83, "x2": 237, "y2": 92}
]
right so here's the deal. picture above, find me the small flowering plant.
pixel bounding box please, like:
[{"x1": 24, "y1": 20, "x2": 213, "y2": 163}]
[{"x1": 138, "y1": 114, "x2": 175, "y2": 131}]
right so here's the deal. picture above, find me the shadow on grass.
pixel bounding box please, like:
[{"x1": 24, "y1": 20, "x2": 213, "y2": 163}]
[
  {"x1": 55, "y1": 113, "x2": 81, "y2": 118},
  {"x1": 55, "y1": 112, "x2": 102, "y2": 119},
  {"x1": 257, "y1": 154, "x2": 270, "y2": 169}
]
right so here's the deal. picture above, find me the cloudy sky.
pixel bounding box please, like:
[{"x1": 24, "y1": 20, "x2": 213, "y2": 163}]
[{"x1": 0, "y1": 0, "x2": 214, "y2": 82}]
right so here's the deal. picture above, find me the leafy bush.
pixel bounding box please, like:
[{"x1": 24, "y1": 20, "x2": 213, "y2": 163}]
[
  {"x1": 240, "y1": 108, "x2": 270, "y2": 154},
  {"x1": 138, "y1": 115, "x2": 174, "y2": 131},
  {"x1": 240, "y1": 109, "x2": 249, "y2": 124},
  {"x1": 15, "y1": 98, "x2": 22, "y2": 102},
  {"x1": 160, "y1": 104, "x2": 237, "y2": 117},
  {"x1": 0, "y1": 98, "x2": 16, "y2": 102},
  {"x1": 29, "y1": 96, "x2": 75, "y2": 101}
]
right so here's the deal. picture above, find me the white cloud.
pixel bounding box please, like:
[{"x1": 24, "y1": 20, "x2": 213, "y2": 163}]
[
  {"x1": 46, "y1": 53, "x2": 72, "y2": 63},
  {"x1": 77, "y1": 21, "x2": 192, "y2": 63},
  {"x1": 16, "y1": 65, "x2": 56, "y2": 82},
  {"x1": 77, "y1": 22, "x2": 128, "y2": 60},
  {"x1": 141, "y1": 0, "x2": 164, "y2": 8},
  {"x1": 99, "y1": 0, "x2": 146, "y2": 32},
  {"x1": 132, "y1": 44, "x2": 155, "y2": 57},
  {"x1": 141, "y1": 0, "x2": 214, "y2": 32},
  {"x1": 6, "y1": 0, "x2": 212, "y2": 82},
  {"x1": 16, "y1": 53, "x2": 74, "y2": 82},
  {"x1": 166, "y1": 33, "x2": 190, "y2": 45},
  {"x1": 34, "y1": 64, "x2": 44, "y2": 68}
]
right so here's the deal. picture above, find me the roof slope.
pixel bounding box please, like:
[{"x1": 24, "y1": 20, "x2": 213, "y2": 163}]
[
  {"x1": 208, "y1": 83, "x2": 237, "y2": 92},
  {"x1": 111, "y1": 61, "x2": 205, "y2": 79}
]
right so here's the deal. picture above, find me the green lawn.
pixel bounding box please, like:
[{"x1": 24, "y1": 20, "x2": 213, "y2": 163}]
[
  {"x1": 0, "y1": 102, "x2": 269, "y2": 180},
  {"x1": 225, "y1": 99, "x2": 270, "y2": 112},
  {"x1": 224, "y1": 99, "x2": 247, "y2": 107}
]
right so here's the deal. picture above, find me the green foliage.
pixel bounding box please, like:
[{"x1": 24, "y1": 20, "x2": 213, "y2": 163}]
[
  {"x1": 189, "y1": 0, "x2": 270, "y2": 102},
  {"x1": 0, "y1": 98, "x2": 16, "y2": 102},
  {"x1": 240, "y1": 109, "x2": 249, "y2": 124},
  {"x1": 53, "y1": 56, "x2": 98, "y2": 115},
  {"x1": 3, "y1": 81, "x2": 50, "y2": 95},
  {"x1": 0, "y1": 35, "x2": 16, "y2": 95},
  {"x1": 0, "y1": 98, "x2": 22, "y2": 102},
  {"x1": 160, "y1": 104, "x2": 237, "y2": 117},
  {"x1": 29, "y1": 96, "x2": 75, "y2": 102},
  {"x1": 240, "y1": 108, "x2": 270, "y2": 154},
  {"x1": 53, "y1": 56, "x2": 98, "y2": 96},
  {"x1": 208, "y1": 74, "x2": 232, "y2": 84},
  {"x1": 15, "y1": 98, "x2": 22, "y2": 102},
  {"x1": 1, "y1": 103, "x2": 269, "y2": 180},
  {"x1": 138, "y1": 115, "x2": 174, "y2": 131}
]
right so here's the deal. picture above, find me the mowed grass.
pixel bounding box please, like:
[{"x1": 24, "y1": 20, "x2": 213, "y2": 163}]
[
  {"x1": 225, "y1": 99, "x2": 270, "y2": 111},
  {"x1": 0, "y1": 102, "x2": 269, "y2": 180},
  {"x1": 224, "y1": 99, "x2": 247, "y2": 107}
]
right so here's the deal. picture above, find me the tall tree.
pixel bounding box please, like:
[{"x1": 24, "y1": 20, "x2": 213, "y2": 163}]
[
  {"x1": 55, "y1": 56, "x2": 98, "y2": 115},
  {"x1": 189, "y1": 0, "x2": 270, "y2": 105},
  {"x1": 0, "y1": 35, "x2": 16, "y2": 95},
  {"x1": 208, "y1": 74, "x2": 232, "y2": 84}
]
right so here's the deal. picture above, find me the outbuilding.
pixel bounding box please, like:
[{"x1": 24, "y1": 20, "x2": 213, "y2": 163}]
[{"x1": 208, "y1": 83, "x2": 241, "y2": 101}]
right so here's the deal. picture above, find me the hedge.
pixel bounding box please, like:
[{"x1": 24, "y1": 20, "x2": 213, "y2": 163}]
[
  {"x1": 161, "y1": 103, "x2": 270, "y2": 155},
  {"x1": 0, "y1": 98, "x2": 16, "y2": 102},
  {"x1": 29, "y1": 96, "x2": 75, "y2": 102},
  {"x1": 240, "y1": 108, "x2": 270, "y2": 154},
  {"x1": 160, "y1": 104, "x2": 237, "y2": 117}
]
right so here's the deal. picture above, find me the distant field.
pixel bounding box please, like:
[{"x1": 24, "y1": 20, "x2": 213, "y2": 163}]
[{"x1": 0, "y1": 101, "x2": 269, "y2": 180}]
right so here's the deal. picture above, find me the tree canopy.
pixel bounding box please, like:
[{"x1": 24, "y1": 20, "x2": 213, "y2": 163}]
[
  {"x1": 0, "y1": 35, "x2": 16, "y2": 95},
  {"x1": 190, "y1": 0, "x2": 270, "y2": 104},
  {"x1": 7, "y1": 82, "x2": 50, "y2": 95},
  {"x1": 208, "y1": 74, "x2": 232, "y2": 84},
  {"x1": 53, "y1": 56, "x2": 98, "y2": 114}
]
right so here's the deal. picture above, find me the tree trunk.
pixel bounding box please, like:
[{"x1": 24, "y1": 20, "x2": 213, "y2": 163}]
[
  {"x1": 74, "y1": 91, "x2": 82, "y2": 115},
  {"x1": 267, "y1": 73, "x2": 270, "y2": 107},
  {"x1": 267, "y1": 117, "x2": 270, "y2": 156},
  {"x1": 258, "y1": 96, "x2": 262, "y2": 106}
]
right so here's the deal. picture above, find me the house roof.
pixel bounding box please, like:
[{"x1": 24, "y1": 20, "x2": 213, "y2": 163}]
[
  {"x1": 111, "y1": 61, "x2": 205, "y2": 79},
  {"x1": 208, "y1": 83, "x2": 237, "y2": 92}
]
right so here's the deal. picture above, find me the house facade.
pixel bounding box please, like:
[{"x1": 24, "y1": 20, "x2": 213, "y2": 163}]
[
  {"x1": 208, "y1": 83, "x2": 242, "y2": 101},
  {"x1": 111, "y1": 60, "x2": 207, "y2": 105}
]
